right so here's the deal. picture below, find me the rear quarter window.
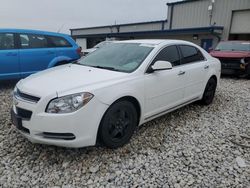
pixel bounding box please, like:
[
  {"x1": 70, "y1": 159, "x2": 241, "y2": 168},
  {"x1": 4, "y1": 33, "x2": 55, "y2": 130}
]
[
  {"x1": 179, "y1": 45, "x2": 205, "y2": 64},
  {"x1": 48, "y1": 36, "x2": 72, "y2": 48}
]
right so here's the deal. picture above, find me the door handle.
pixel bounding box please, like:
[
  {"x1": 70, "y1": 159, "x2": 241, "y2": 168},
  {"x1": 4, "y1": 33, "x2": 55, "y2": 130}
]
[
  {"x1": 204, "y1": 65, "x2": 209, "y2": 69},
  {"x1": 178, "y1": 71, "x2": 186, "y2": 76}
]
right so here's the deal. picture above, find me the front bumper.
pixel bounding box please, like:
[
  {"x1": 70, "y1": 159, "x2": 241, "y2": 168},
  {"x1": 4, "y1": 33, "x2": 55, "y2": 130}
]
[
  {"x1": 11, "y1": 95, "x2": 109, "y2": 148},
  {"x1": 219, "y1": 58, "x2": 249, "y2": 75}
]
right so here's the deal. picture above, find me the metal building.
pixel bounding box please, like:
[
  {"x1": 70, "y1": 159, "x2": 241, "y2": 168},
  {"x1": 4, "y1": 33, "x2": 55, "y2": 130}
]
[{"x1": 70, "y1": 0, "x2": 250, "y2": 51}]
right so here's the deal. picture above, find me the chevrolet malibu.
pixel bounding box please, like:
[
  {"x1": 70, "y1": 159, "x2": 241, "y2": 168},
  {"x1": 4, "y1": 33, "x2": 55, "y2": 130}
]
[{"x1": 11, "y1": 40, "x2": 221, "y2": 148}]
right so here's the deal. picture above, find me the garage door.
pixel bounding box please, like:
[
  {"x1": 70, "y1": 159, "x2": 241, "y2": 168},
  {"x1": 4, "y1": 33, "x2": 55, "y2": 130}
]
[
  {"x1": 230, "y1": 10, "x2": 250, "y2": 34},
  {"x1": 76, "y1": 38, "x2": 87, "y2": 50}
]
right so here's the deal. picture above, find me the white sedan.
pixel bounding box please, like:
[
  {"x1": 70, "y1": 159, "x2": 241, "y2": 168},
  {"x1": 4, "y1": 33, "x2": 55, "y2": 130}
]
[{"x1": 11, "y1": 40, "x2": 221, "y2": 148}]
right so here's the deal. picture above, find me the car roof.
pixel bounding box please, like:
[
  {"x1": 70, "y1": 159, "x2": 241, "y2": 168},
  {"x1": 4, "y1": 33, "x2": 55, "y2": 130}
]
[
  {"x1": 116, "y1": 39, "x2": 197, "y2": 46},
  {"x1": 0, "y1": 28, "x2": 69, "y2": 37}
]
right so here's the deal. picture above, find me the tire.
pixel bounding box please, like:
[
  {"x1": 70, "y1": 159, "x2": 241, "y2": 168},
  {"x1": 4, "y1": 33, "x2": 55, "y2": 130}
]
[
  {"x1": 98, "y1": 101, "x2": 138, "y2": 149},
  {"x1": 200, "y1": 77, "x2": 217, "y2": 105}
]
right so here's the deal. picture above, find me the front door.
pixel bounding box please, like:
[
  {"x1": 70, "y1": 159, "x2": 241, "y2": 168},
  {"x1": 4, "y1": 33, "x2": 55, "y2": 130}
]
[
  {"x1": 0, "y1": 33, "x2": 20, "y2": 80},
  {"x1": 144, "y1": 45, "x2": 186, "y2": 119}
]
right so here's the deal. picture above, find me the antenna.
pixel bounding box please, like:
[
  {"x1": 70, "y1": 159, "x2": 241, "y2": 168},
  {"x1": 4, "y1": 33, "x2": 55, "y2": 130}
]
[
  {"x1": 57, "y1": 23, "x2": 65, "y2": 33},
  {"x1": 208, "y1": 0, "x2": 215, "y2": 25}
]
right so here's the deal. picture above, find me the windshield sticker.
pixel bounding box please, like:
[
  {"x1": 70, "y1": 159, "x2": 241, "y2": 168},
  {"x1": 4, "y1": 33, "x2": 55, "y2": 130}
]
[{"x1": 139, "y1": 44, "x2": 156, "y2": 48}]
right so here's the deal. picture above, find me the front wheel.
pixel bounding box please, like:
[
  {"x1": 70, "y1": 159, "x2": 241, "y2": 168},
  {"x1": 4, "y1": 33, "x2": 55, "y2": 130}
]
[
  {"x1": 200, "y1": 77, "x2": 217, "y2": 105},
  {"x1": 98, "y1": 101, "x2": 138, "y2": 149}
]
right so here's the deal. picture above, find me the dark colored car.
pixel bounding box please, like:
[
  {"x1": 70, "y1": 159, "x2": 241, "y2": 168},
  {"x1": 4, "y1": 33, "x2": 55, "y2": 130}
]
[{"x1": 210, "y1": 41, "x2": 250, "y2": 76}]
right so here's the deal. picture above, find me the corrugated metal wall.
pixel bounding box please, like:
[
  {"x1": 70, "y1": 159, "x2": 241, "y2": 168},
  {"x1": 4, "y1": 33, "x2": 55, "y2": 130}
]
[
  {"x1": 119, "y1": 23, "x2": 164, "y2": 33},
  {"x1": 170, "y1": 0, "x2": 250, "y2": 39},
  {"x1": 171, "y1": 0, "x2": 210, "y2": 29},
  {"x1": 231, "y1": 10, "x2": 250, "y2": 34},
  {"x1": 72, "y1": 22, "x2": 167, "y2": 36},
  {"x1": 72, "y1": 27, "x2": 117, "y2": 36}
]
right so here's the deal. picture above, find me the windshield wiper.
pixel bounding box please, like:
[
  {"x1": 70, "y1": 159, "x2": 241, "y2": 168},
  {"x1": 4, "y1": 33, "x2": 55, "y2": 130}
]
[{"x1": 91, "y1": 65, "x2": 118, "y2": 71}]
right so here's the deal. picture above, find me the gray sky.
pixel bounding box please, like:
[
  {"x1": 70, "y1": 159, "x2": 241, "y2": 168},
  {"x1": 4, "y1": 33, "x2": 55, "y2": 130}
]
[{"x1": 0, "y1": 0, "x2": 179, "y2": 34}]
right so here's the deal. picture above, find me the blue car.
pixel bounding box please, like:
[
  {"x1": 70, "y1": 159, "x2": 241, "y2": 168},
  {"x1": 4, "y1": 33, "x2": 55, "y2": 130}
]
[{"x1": 0, "y1": 29, "x2": 81, "y2": 80}]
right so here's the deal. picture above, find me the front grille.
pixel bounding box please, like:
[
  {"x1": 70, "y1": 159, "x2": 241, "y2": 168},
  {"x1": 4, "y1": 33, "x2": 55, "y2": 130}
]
[
  {"x1": 16, "y1": 89, "x2": 40, "y2": 103},
  {"x1": 20, "y1": 126, "x2": 30, "y2": 134},
  {"x1": 218, "y1": 58, "x2": 241, "y2": 69},
  {"x1": 42, "y1": 132, "x2": 76, "y2": 140},
  {"x1": 16, "y1": 107, "x2": 32, "y2": 120}
]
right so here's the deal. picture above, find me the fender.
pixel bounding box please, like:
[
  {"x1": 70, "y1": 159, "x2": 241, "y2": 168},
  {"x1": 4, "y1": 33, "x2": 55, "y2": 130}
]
[
  {"x1": 93, "y1": 78, "x2": 145, "y2": 124},
  {"x1": 47, "y1": 56, "x2": 73, "y2": 68}
]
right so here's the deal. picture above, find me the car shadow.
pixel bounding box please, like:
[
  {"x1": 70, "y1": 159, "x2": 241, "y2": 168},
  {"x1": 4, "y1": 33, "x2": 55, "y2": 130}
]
[{"x1": 0, "y1": 80, "x2": 18, "y2": 90}]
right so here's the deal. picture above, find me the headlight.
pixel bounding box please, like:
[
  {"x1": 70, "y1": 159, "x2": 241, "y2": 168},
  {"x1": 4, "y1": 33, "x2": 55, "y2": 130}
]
[
  {"x1": 240, "y1": 58, "x2": 245, "y2": 64},
  {"x1": 46, "y1": 92, "x2": 94, "y2": 114}
]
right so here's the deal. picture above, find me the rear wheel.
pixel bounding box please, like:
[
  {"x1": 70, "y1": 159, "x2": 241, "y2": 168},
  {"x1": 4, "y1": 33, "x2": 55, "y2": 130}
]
[
  {"x1": 201, "y1": 77, "x2": 217, "y2": 105},
  {"x1": 98, "y1": 101, "x2": 138, "y2": 149}
]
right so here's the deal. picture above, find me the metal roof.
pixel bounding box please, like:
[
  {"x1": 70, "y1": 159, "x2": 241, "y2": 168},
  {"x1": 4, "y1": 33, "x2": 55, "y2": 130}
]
[
  {"x1": 72, "y1": 26, "x2": 223, "y2": 38},
  {"x1": 166, "y1": 0, "x2": 201, "y2": 6},
  {"x1": 70, "y1": 20, "x2": 167, "y2": 31}
]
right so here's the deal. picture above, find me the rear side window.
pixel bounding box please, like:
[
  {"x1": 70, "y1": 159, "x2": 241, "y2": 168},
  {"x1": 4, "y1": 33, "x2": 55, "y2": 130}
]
[
  {"x1": 0, "y1": 33, "x2": 14, "y2": 50},
  {"x1": 179, "y1": 45, "x2": 205, "y2": 64},
  {"x1": 153, "y1": 45, "x2": 181, "y2": 66},
  {"x1": 48, "y1": 36, "x2": 72, "y2": 47},
  {"x1": 20, "y1": 34, "x2": 48, "y2": 49}
]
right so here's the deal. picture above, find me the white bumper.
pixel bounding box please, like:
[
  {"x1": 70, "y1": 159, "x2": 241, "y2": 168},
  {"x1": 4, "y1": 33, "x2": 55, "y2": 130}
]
[{"x1": 12, "y1": 95, "x2": 109, "y2": 148}]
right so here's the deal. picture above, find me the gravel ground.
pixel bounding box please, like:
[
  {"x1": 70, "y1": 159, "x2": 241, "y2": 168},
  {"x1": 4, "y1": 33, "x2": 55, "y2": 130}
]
[{"x1": 0, "y1": 78, "x2": 249, "y2": 187}]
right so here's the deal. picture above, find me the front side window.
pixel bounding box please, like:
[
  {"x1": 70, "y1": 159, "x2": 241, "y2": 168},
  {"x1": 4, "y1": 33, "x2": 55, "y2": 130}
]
[
  {"x1": 20, "y1": 34, "x2": 48, "y2": 49},
  {"x1": 179, "y1": 45, "x2": 205, "y2": 64},
  {"x1": 0, "y1": 33, "x2": 14, "y2": 50},
  {"x1": 76, "y1": 43, "x2": 153, "y2": 73},
  {"x1": 152, "y1": 45, "x2": 181, "y2": 66},
  {"x1": 48, "y1": 36, "x2": 72, "y2": 47}
]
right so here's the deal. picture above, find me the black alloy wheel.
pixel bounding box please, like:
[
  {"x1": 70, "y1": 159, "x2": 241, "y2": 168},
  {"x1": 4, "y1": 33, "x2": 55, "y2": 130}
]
[
  {"x1": 98, "y1": 101, "x2": 138, "y2": 149},
  {"x1": 201, "y1": 77, "x2": 217, "y2": 105}
]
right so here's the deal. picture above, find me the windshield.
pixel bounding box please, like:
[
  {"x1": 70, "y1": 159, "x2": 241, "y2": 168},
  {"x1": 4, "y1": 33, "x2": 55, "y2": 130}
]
[
  {"x1": 94, "y1": 41, "x2": 112, "y2": 48},
  {"x1": 76, "y1": 43, "x2": 154, "y2": 73},
  {"x1": 215, "y1": 41, "x2": 250, "y2": 51}
]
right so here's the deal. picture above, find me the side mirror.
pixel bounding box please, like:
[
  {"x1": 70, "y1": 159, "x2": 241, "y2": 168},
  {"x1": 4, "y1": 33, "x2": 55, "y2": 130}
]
[{"x1": 151, "y1": 61, "x2": 173, "y2": 72}]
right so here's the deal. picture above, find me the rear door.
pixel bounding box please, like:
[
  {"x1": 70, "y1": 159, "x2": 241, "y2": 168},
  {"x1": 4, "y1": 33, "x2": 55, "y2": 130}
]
[
  {"x1": 18, "y1": 33, "x2": 56, "y2": 78},
  {"x1": 178, "y1": 45, "x2": 208, "y2": 101},
  {"x1": 48, "y1": 35, "x2": 77, "y2": 60},
  {"x1": 0, "y1": 33, "x2": 20, "y2": 80}
]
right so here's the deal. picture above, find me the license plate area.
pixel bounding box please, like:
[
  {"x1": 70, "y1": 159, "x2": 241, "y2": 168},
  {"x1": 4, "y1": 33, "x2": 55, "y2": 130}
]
[
  {"x1": 11, "y1": 109, "x2": 30, "y2": 134},
  {"x1": 11, "y1": 109, "x2": 22, "y2": 129}
]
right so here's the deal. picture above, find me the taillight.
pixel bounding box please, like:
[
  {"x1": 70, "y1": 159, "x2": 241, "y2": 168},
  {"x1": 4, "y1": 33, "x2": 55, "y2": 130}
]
[{"x1": 76, "y1": 47, "x2": 82, "y2": 56}]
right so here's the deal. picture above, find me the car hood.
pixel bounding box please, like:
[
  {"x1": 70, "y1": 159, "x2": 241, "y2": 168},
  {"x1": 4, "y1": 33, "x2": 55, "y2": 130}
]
[
  {"x1": 17, "y1": 64, "x2": 128, "y2": 97},
  {"x1": 210, "y1": 51, "x2": 250, "y2": 58}
]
